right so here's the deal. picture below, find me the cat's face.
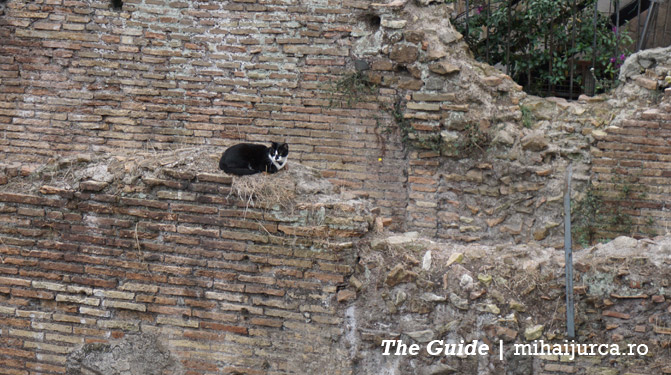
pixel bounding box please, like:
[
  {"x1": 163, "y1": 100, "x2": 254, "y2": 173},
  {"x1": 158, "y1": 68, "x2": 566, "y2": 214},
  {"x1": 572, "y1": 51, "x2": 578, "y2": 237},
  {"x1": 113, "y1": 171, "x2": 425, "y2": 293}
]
[{"x1": 269, "y1": 142, "x2": 289, "y2": 168}]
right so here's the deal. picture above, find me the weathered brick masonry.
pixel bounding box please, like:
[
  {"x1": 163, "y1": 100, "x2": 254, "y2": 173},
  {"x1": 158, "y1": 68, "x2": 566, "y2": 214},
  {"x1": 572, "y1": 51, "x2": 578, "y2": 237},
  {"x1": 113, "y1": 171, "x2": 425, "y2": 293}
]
[
  {"x1": 0, "y1": 0, "x2": 409, "y2": 228},
  {"x1": 1, "y1": 0, "x2": 671, "y2": 373},
  {"x1": 2, "y1": 0, "x2": 671, "y2": 244},
  {"x1": 593, "y1": 90, "x2": 671, "y2": 238},
  {"x1": 0, "y1": 0, "x2": 533, "y2": 238},
  {"x1": 0, "y1": 168, "x2": 370, "y2": 374}
]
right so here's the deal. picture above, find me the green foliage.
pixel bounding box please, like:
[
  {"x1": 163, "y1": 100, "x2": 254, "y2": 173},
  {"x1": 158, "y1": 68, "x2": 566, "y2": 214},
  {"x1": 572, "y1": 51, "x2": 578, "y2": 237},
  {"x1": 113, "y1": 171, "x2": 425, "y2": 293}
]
[
  {"x1": 644, "y1": 217, "x2": 658, "y2": 237},
  {"x1": 459, "y1": 123, "x2": 492, "y2": 155},
  {"x1": 520, "y1": 105, "x2": 534, "y2": 128},
  {"x1": 572, "y1": 186, "x2": 607, "y2": 247},
  {"x1": 390, "y1": 99, "x2": 414, "y2": 145},
  {"x1": 442, "y1": 123, "x2": 492, "y2": 158},
  {"x1": 572, "y1": 177, "x2": 648, "y2": 247},
  {"x1": 417, "y1": 134, "x2": 443, "y2": 153},
  {"x1": 328, "y1": 71, "x2": 377, "y2": 108},
  {"x1": 454, "y1": 0, "x2": 634, "y2": 96}
]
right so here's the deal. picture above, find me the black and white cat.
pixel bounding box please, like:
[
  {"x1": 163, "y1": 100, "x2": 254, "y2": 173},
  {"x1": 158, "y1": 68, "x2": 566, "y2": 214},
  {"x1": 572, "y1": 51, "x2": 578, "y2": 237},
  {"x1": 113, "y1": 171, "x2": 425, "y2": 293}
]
[{"x1": 219, "y1": 142, "x2": 289, "y2": 176}]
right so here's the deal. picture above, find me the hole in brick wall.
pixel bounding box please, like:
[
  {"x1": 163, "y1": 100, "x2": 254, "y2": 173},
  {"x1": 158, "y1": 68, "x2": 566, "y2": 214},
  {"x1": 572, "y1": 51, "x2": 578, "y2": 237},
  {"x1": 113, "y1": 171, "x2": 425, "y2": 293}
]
[
  {"x1": 395, "y1": 65, "x2": 409, "y2": 74},
  {"x1": 111, "y1": 0, "x2": 122, "y2": 10},
  {"x1": 364, "y1": 14, "x2": 381, "y2": 30}
]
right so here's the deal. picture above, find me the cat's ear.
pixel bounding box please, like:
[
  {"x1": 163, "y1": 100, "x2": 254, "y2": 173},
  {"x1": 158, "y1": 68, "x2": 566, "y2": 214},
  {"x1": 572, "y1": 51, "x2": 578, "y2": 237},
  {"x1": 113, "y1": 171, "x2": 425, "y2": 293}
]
[
  {"x1": 279, "y1": 143, "x2": 289, "y2": 155},
  {"x1": 271, "y1": 141, "x2": 278, "y2": 149}
]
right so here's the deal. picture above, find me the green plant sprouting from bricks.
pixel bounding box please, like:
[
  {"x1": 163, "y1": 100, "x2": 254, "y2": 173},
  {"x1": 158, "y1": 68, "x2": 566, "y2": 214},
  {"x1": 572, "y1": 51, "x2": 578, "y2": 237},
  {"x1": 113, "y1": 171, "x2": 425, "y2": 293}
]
[
  {"x1": 327, "y1": 72, "x2": 435, "y2": 151},
  {"x1": 386, "y1": 98, "x2": 441, "y2": 152},
  {"x1": 520, "y1": 105, "x2": 535, "y2": 129},
  {"x1": 330, "y1": 71, "x2": 491, "y2": 157},
  {"x1": 572, "y1": 176, "x2": 655, "y2": 246},
  {"x1": 327, "y1": 71, "x2": 377, "y2": 108},
  {"x1": 572, "y1": 186, "x2": 607, "y2": 246},
  {"x1": 382, "y1": 97, "x2": 492, "y2": 157},
  {"x1": 437, "y1": 121, "x2": 493, "y2": 159},
  {"x1": 328, "y1": 72, "x2": 427, "y2": 151},
  {"x1": 457, "y1": 122, "x2": 492, "y2": 156}
]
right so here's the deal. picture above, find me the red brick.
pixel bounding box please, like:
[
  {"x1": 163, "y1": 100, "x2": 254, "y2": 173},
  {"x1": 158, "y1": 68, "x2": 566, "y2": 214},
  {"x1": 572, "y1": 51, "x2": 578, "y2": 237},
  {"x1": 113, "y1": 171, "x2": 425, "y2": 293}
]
[
  {"x1": 147, "y1": 305, "x2": 192, "y2": 316},
  {"x1": 0, "y1": 193, "x2": 65, "y2": 207},
  {"x1": 245, "y1": 285, "x2": 285, "y2": 297},
  {"x1": 0, "y1": 277, "x2": 31, "y2": 287},
  {"x1": 182, "y1": 330, "x2": 225, "y2": 342},
  {"x1": 10, "y1": 288, "x2": 54, "y2": 300},
  {"x1": 191, "y1": 310, "x2": 237, "y2": 322},
  {"x1": 0, "y1": 346, "x2": 34, "y2": 359},
  {"x1": 602, "y1": 310, "x2": 631, "y2": 319},
  {"x1": 200, "y1": 322, "x2": 248, "y2": 334},
  {"x1": 193, "y1": 270, "x2": 237, "y2": 280},
  {"x1": 0, "y1": 317, "x2": 31, "y2": 329},
  {"x1": 70, "y1": 276, "x2": 118, "y2": 289},
  {"x1": 304, "y1": 271, "x2": 344, "y2": 284}
]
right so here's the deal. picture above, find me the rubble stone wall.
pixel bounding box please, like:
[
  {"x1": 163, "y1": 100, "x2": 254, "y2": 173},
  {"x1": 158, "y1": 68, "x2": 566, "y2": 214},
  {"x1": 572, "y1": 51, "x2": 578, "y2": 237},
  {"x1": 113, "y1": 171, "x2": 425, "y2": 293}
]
[{"x1": 350, "y1": 234, "x2": 671, "y2": 375}]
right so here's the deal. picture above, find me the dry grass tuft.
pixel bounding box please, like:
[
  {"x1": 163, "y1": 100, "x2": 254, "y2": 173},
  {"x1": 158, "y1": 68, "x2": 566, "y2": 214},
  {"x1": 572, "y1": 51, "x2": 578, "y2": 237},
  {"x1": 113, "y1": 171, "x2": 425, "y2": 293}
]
[
  {"x1": 1, "y1": 147, "x2": 222, "y2": 194},
  {"x1": 3, "y1": 147, "x2": 336, "y2": 213},
  {"x1": 231, "y1": 173, "x2": 297, "y2": 211},
  {"x1": 229, "y1": 163, "x2": 332, "y2": 211}
]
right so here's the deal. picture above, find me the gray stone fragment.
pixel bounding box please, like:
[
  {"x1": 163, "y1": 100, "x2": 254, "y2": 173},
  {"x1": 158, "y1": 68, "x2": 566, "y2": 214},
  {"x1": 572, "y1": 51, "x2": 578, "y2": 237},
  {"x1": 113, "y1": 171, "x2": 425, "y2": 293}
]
[
  {"x1": 354, "y1": 59, "x2": 370, "y2": 72},
  {"x1": 419, "y1": 364, "x2": 457, "y2": 375},
  {"x1": 67, "y1": 334, "x2": 184, "y2": 375},
  {"x1": 521, "y1": 132, "x2": 549, "y2": 151},
  {"x1": 524, "y1": 324, "x2": 544, "y2": 341},
  {"x1": 449, "y1": 292, "x2": 469, "y2": 310},
  {"x1": 420, "y1": 292, "x2": 446, "y2": 302},
  {"x1": 405, "y1": 329, "x2": 435, "y2": 342}
]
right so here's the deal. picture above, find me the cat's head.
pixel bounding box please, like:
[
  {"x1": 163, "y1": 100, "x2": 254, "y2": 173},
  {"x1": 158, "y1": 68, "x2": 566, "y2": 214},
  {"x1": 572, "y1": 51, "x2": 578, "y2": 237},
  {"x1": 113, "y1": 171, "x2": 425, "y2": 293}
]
[{"x1": 269, "y1": 142, "x2": 289, "y2": 167}]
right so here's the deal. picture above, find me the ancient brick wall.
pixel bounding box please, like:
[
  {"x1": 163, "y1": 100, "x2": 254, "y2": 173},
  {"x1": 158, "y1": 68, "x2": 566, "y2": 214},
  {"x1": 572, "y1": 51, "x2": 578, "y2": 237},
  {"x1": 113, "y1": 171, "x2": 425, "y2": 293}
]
[
  {"x1": 0, "y1": 0, "x2": 537, "y2": 238},
  {"x1": 0, "y1": 161, "x2": 370, "y2": 374},
  {"x1": 0, "y1": 0, "x2": 410, "y2": 229},
  {"x1": 2, "y1": 0, "x2": 671, "y2": 245},
  {"x1": 2, "y1": 1, "x2": 671, "y2": 374},
  {"x1": 592, "y1": 90, "x2": 671, "y2": 240},
  {"x1": 5, "y1": 0, "x2": 654, "y2": 247},
  {"x1": 2, "y1": 154, "x2": 670, "y2": 375}
]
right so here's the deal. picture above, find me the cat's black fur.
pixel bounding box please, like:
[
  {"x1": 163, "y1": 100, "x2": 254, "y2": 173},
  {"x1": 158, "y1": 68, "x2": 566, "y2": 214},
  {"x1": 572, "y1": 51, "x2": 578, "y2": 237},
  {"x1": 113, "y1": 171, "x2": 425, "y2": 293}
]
[{"x1": 219, "y1": 142, "x2": 289, "y2": 176}]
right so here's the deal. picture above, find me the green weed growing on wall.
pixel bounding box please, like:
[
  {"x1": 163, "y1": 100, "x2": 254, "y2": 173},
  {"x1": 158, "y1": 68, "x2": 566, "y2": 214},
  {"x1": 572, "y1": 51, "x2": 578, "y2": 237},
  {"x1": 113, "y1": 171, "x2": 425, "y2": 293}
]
[
  {"x1": 330, "y1": 71, "x2": 489, "y2": 157},
  {"x1": 572, "y1": 185, "x2": 607, "y2": 247},
  {"x1": 327, "y1": 71, "x2": 377, "y2": 108},
  {"x1": 520, "y1": 105, "x2": 535, "y2": 128},
  {"x1": 572, "y1": 176, "x2": 656, "y2": 246}
]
